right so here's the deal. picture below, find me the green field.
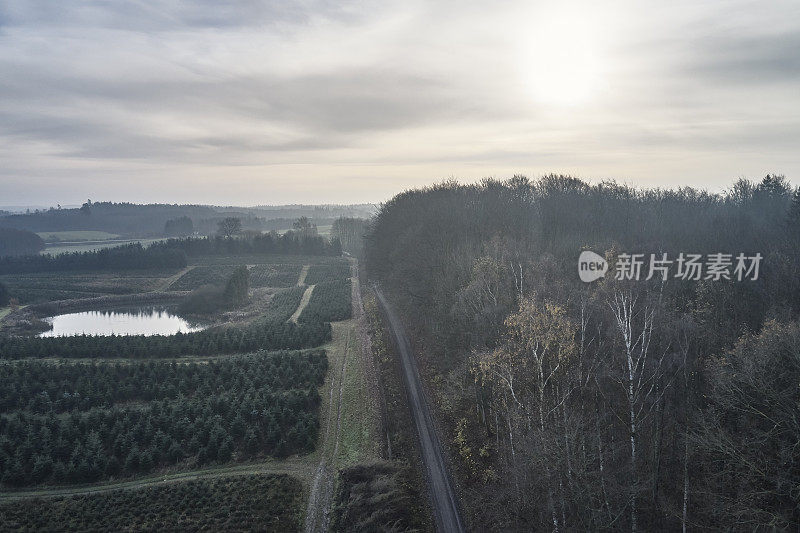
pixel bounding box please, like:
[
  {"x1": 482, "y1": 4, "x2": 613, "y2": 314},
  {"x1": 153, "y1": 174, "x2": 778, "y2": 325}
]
[
  {"x1": 42, "y1": 238, "x2": 168, "y2": 256},
  {"x1": 37, "y1": 231, "x2": 121, "y2": 243}
]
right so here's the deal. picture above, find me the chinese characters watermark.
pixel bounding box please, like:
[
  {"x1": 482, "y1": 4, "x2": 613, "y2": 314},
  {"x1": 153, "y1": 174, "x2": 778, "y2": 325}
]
[{"x1": 578, "y1": 251, "x2": 762, "y2": 282}]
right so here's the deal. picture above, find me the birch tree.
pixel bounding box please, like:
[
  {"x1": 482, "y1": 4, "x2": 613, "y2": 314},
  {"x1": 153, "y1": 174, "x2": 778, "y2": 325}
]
[
  {"x1": 477, "y1": 297, "x2": 576, "y2": 531},
  {"x1": 605, "y1": 286, "x2": 674, "y2": 532}
]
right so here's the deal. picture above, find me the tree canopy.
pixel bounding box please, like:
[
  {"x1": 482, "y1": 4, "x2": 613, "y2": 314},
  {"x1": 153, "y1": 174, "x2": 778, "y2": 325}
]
[{"x1": 0, "y1": 227, "x2": 44, "y2": 257}]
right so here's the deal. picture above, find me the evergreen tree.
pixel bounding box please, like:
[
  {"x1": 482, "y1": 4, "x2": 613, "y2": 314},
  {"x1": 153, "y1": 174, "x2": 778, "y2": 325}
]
[
  {"x1": 0, "y1": 282, "x2": 9, "y2": 306},
  {"x1": 223, "y1": 265, "x2": 249, "y2": 308}
]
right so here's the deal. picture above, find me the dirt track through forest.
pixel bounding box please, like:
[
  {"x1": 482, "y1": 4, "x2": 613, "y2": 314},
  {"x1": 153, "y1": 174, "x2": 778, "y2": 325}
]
[
  {"x1": 303, "y1": 263, "x2": 360, "y2": 532},
  {"x1": 297, "y1": 264, "x2": 310, "y2": 285},
  {"x1": 0, "y1": 461, "x2": 314, "y2": 502},
  {"x1": 290, "y1": 284, "x2": 315, "y2": 323},
  {"x1": 374, "y1": 287, "x2": 465, "y2": 533},
  {"x1": 156, "y1": 265, "x2": 194, "y2": 291}
]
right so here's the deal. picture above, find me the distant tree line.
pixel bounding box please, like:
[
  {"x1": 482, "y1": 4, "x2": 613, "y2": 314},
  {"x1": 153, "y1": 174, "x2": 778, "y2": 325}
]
[
  {"x1": 366, "y1": 174, "x2": 800, "y2": 531},
  {"x1": 152, "y1": 232, "x2": 342, "y2": 257},
  {"x1": 0, "y1": 201, "x2": 370, "y2": 239},
  {"x1": 0, "y1": 227, "x2": 45, "y2": 257},
  {"x1": 163, "y1": 216, "x2": 194, "y2": 237},
  {"x1": 0, "y1": 202, "x2": 219, "y2": 235},
  {"x1": 331, "y1": 217, "x2": 369, "y2": 256},
  {"x1": 0, "y1": 231, "x2": 343, "y2": 275},
  {"x1": 0, "y1": 243, "x2": 187, "y2": 275}
]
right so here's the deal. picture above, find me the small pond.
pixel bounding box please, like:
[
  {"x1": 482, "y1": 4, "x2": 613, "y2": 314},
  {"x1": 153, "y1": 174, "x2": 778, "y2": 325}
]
[{"x1": 39, "y1": 306, "x2": 206, "y2": 337}]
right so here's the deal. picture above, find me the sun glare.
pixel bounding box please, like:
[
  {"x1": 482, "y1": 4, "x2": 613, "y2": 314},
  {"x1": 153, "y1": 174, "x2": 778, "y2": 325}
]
[{"x1": 518, "y1": 5, "x2": 604, "y2": 107}]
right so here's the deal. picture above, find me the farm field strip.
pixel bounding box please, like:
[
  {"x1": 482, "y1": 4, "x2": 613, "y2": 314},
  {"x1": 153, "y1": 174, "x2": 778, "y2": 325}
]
[
  {"x1": 0, "y1": 459, "x2": 315, "y2": 502},
  {"x1": 155, "y1": 265, "x2": 195, "y2": 291},
  {"x1": 37, "y1": 231, "x2": 121, "y2": 243},
  {"x1": 290, "y1": 285, "x2": 315, "y2": 323},
  {"x1": 297, "y1": 264, "x2": 310, "y2": 285},
  {"x1": 304, "y1": 260, "x2": 381, "y2": 531},
  {"x1": 168, "y1": 263, "x2": 302, "y2": 291},
  {"x1": 41, "y1": 238, "x2": 168, "y2": 256}
]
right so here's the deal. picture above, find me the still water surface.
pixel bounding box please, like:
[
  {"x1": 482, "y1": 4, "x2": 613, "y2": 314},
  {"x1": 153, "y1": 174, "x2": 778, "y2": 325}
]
[{"x1": 39, "y1": 307, "x2": 205, "y2": 337}]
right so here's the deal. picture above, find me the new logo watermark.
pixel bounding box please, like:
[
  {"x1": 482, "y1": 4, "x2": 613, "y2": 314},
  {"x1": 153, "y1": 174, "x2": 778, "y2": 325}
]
[
  {"x1": 578, "y1": 251, "x2": 762, "y2": 282},
  {"x1": 578, "y1": 251, "x2": 608, "y2": 282}
]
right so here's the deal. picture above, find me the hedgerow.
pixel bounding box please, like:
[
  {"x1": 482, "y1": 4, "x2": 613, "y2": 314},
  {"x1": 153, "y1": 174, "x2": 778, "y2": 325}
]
[{"x1": 0, "y1": 243, "x2": 186, "y2": 275}]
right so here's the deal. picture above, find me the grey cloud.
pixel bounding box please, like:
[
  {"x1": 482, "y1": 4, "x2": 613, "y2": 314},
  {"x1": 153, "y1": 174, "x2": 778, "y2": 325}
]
[
  {"x1": 0, "y1": 1, "x2": 361, "y2": 31},
  {"x1": 687, "y1": 31, "x2": 800, "y2": 83},
  {"x1": 0, "y1": 0, "x2": 798, "y2": 205},
  {"x1": 0, "y1": 52, "x2": 478, "y2": 161}
]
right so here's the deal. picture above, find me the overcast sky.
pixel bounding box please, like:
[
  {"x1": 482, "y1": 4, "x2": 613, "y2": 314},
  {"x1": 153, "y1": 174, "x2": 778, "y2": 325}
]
[{"x1": 0, "y1": 0, "x2": 798, "y2": 206}]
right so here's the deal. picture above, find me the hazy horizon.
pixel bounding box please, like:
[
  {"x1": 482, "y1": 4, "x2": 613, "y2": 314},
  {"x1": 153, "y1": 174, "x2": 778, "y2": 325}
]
[{"x1": 1, "y1": 0, "x2": 798, "y2": 205}]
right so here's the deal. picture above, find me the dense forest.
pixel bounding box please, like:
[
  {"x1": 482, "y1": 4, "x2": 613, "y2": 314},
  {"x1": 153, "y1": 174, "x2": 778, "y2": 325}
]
[
  {"x1": 0, "y1": 232, "x2": 341, "y2": 275},
  {"x1": 0, "y1": 202, "x2": 220, "y2": 235},
  {"x1": 331, "y1": 217, "x2": 370, "y2": 256},
  {"x1": 0, "y1": 243, "x2": 187, "y2": 275},
  {"x1": 366, "y1": 175, "x2": 800, "y2": 531}
]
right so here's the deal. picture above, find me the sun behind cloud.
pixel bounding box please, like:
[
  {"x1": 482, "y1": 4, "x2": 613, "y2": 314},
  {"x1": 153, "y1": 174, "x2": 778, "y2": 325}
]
[{"x1": 516, "y1": 3, "x2": 606, "y2": 107}]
